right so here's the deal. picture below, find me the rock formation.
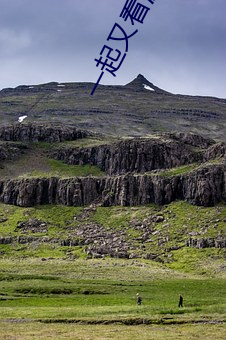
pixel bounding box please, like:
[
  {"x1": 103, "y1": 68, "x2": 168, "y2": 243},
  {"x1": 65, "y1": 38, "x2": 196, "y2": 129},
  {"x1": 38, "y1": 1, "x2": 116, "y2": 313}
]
[
  {"x1": 0, "y1": 125, "x2": 225, "y2": 208},
  {"x1": 0, "y1": 123, "x2": 90, "y2": 143},
  {"x1": 51, "y1": 137, "x2": 203, "y2": 175},
  {"x1": 0, "y1": 163, "x2": 225, "y2": 207},
  {"x1": 187, "y1": 237, "x2": 226, "y2": 249},
  {"x1": 0, "y1": 142, "x2": 28, "y2": 161}
]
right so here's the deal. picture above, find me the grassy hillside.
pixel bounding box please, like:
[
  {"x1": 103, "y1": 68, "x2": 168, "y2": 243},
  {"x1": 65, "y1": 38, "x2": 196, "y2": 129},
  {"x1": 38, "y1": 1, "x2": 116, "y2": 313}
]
[
  {"x1": 0, "y1": 201, "x2": 225, "y2": 277},
  {"x1": 0, "y1": 141, "x2": 105, "y2": 179}
]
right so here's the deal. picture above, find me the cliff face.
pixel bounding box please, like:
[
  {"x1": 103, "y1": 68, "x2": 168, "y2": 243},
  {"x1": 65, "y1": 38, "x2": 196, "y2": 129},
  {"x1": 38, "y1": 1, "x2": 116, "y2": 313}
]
[
  {"x1": 0, "y1": 164, "x2": 225, "y2": 207},
  {"x1": 181, "y1": 165, "x2": 226, "y2": 205},
  {"x1": 0, "y1": 125, "x2": 225, "y2": 208},
  {"x1": 52, "y1": 138, "x2": 203, "y2": 175},
  {"x1": 0, "y1": 142, "x2": 28, "y2": 161},
  {"x1": 204, "y1": 142, "x2": 226, "y2": 160},
  {"x1": 165, "y1": 132, "x2": 215, "y2": 149},
  {"x1": 0, "y1": 124, "x2": 90, "y2": 142}
]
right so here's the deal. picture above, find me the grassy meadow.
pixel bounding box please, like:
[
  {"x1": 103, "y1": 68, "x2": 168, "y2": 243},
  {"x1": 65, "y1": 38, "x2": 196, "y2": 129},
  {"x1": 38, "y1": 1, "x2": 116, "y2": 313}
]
[
  {"x1": 0, "y1": 257, "x2": 225, "y2": 339},
  {"x1": 0, "y1": 200, "x2": 225, "y2": 338},
  {"x1": 0, "y1": 144, "x2": 105, "y2": 179},
  {"x1": 0, "y1": 322, "x2": 225, "y2": 340}
]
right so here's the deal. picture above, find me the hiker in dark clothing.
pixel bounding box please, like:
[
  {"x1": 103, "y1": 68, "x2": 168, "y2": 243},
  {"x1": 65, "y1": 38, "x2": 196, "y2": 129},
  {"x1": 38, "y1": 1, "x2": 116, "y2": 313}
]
[
  {"x1": 137, "y1": 293, "x2": 142, "y2": 305},
  {"x1": 178, "y1": 294, "x2": 183, "y2": 307}
]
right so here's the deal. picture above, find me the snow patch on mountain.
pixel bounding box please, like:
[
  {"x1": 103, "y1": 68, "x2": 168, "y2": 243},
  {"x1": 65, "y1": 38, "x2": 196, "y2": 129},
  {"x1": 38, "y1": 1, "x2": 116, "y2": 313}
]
[
  {"x1": 143, "y1": 84, "x2": 155, "y2": 91},
  {"x1": 18, "y1": 115, "x2": 27, "y2": 123}
]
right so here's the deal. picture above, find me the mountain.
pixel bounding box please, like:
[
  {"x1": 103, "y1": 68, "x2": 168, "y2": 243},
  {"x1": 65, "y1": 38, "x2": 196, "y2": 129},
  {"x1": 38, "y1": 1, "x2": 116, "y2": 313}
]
[
  {"x1": 0, "y1": 74, "x2": 225, "y2": 332},
  {"x1": 125, "y1": 74, "x2": 171, "y2": 94},
  {"x1": 0, "y1": 74, "x2": 226, "y2": 140},
  {"x1": 0, "y1": 75, "x2": 225, "y2": 263}
]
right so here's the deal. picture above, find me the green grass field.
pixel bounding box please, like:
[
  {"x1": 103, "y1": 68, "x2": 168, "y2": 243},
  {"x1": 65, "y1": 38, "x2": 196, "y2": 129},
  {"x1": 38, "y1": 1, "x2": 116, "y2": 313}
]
[
  {"x1": 0, "y1": 199, "x2": 225, "y2": 338},
  {"x1": 24, "y1": 159, "x2": 105, "y2": 178},
  {"x1": 0, "y1": 322, "x2": 225, "y2": 340},
  {"x1": 0, "y1": 258, "x2": 225, "y2": 339}
]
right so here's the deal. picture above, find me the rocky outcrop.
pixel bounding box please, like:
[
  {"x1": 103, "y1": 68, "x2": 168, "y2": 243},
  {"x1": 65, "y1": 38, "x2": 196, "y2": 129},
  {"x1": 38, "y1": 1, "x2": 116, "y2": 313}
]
[
  {"x1": 0, "y1": 164, "x2": 225, "y2": 207},
  {"x1": 204, "y1": 142, "x2": 226, "y2": 160},
  {"x1": 0, "y1": 124, "x2": 90, "y2": 143},
  {"x1": 0, "y1": 129, "x2": 225, "y2": 208},
  {"x1": 181, "y1": 165, "x2": 226, "y2": 205},
  {"x1": 52, "y1": 138, "x2": 203, "y2": 175},
  {"x1": 0, "y1": 237, "x2": 13, "y2": 244},
  {"x1": 0, "y1": 177, "x2": 102, "y2": 207},
  {"x1": 16, "y1": 218, "x2": 48, "y2": 233},
  {"x1": 187, "y1": 237, "x2": 226, "y2": 249},
  {"x1": 1, "y1": 218, "x2": 225, "y2": 260},
  {"x1": 0, "y1": 142, "x2": 28, "y2": 161},
  {"x1": 165, "y1": 132, "x2": 215, "y2": 149}
]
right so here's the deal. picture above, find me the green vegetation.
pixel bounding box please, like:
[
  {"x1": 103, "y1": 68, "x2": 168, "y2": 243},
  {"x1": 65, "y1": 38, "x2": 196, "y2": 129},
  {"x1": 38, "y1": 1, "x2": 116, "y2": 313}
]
[
  {"x1": 24, "y1": 159, "x2": 105, "y2": 178},
  {"x1": 58, "y1": 137, "x2": 115, "y2": 148},
  {"x1": 0, "y1": 200, "x2": 225, "y2": 337},
  {"x1": 0, "y1": 142, "x2": 105, "y2": 179},
  {"x1": 91, "y1": 206, "x2": 157, "y2": 230},
  {"x1": 0, "y1": 204, "x2": 82, "y2": 236},
  {"x1": 0, "y1": 201, "x2": 225, "y2": 276},
  {"x1": 168, "y1": 247, "x2": 226, "y2": 275},
  {"x1": 0, "y1": 257, "x2": 225, "y2": 339},
  {"x1": 33, "y1": 136, "x2": 116, "y2": 150},
  {"x1": 150, "y1": 159, "x2": 224, "y2": 178},
  {"x1": 157, "y1": 163, "x2": 200, "y2": 177},
  {"x1": 0, "y1": 322, "x2": 225, "y2": 340}
]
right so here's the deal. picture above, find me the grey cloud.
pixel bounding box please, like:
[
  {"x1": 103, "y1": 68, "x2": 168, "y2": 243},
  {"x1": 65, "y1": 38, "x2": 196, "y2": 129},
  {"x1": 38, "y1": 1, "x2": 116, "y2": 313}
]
[{"x1": 0, "y1": 0, "x2": 225, "y2": 97}]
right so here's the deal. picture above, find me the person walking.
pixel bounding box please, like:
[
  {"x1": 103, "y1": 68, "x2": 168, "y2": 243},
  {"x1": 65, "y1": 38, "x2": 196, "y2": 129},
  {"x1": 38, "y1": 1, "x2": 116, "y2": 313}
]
[
  {"x1": 137, "y1": 293, "x2": 142, "y2": 306},
  {"x1": 178, "y1": 294, "x2": 183, "y2": 308}
]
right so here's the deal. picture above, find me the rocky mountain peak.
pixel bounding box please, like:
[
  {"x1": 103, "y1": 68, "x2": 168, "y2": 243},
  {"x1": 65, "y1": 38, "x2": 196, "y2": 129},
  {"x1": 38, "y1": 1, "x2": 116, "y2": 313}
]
[{"x1": 125, "y1": 74, "x2": 171, "y2": 94}]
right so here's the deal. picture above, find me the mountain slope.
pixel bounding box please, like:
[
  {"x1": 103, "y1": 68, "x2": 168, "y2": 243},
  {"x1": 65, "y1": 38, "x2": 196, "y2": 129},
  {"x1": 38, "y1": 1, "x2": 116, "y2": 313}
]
[{"x1": 0, "y1": 74, "x2": 226, "y2": 140}]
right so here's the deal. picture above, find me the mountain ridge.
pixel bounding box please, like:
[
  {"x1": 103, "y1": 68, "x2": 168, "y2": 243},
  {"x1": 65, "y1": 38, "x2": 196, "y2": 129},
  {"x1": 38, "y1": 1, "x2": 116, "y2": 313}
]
[
  {"x1": 0, "y1": 74, "x2": 226, "y2": 140},
  {"x1": 1, "y1": 73, "x2": 224, "y2": 99}
]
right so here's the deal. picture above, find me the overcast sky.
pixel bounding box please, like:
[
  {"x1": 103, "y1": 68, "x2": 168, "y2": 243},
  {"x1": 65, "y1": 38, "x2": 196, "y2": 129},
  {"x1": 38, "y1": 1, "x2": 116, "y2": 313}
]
[{"x1": 0, "y1": 0, "x2": 225, "y2": 97}]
